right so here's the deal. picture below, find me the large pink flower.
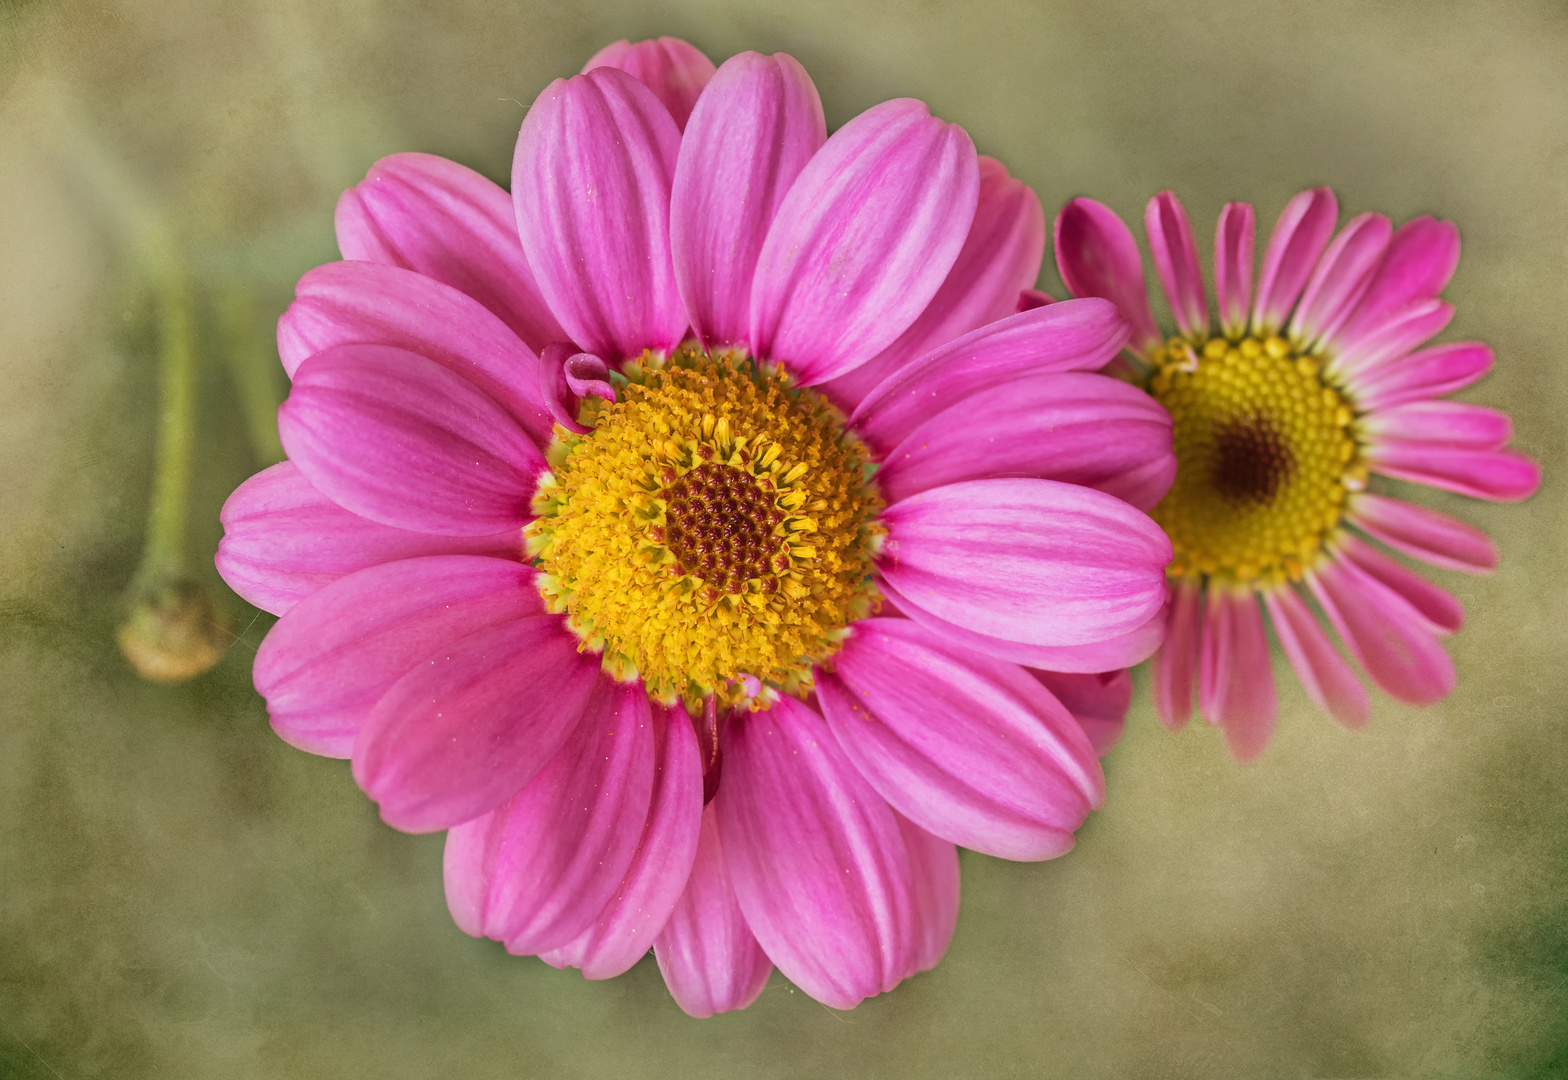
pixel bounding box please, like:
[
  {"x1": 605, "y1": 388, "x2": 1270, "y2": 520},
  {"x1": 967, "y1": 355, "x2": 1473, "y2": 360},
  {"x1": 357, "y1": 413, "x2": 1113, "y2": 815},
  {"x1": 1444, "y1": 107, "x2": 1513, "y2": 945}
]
[
  {"x1": 218, "y1": 38, "x2": 1175, "y2": 1015},
  {"x1": 1053, "y1": 188, "x2": 1541, "y2": 761}
]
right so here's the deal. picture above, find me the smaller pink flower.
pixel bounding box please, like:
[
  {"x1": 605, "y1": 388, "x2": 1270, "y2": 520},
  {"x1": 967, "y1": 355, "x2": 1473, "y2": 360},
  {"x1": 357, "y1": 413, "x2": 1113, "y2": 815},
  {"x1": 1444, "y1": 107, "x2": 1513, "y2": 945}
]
[
  {"x1": 219, "y1": 39, "x2": 1175, "y2": 1016},
  {"x1": 1053, "y1": 188, "x2": 1541, "y2": 760}
]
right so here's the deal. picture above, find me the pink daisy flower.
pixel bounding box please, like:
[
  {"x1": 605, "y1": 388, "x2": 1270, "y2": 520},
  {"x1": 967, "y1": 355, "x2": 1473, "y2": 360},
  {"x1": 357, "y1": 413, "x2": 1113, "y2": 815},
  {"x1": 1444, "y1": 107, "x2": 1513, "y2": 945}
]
[
  {"x1": 217, "y1": 38, "x2": 1175, "y2": 1015},
  {"x1": 1052, "y1": 188, "x2": 1542, "y2": 761}
]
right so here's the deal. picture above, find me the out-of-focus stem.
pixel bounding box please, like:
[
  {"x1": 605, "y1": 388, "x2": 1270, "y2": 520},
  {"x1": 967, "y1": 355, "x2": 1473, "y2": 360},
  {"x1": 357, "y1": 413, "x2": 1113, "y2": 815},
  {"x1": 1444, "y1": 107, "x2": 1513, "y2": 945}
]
[
  {"x1": 218, "y1": 287, "x2": 286, "y2": 466},
  {"x1": 139, "y1": 259, "x2": 197, "y2": 581},
  {"x1": 117, "y1": 248, "x2": 229, "y2": 684}
]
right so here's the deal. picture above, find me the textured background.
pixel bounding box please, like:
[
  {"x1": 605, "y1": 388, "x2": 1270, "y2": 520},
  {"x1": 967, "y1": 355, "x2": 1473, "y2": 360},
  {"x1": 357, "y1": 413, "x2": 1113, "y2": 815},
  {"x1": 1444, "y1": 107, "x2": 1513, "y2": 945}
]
[{"x1": 2, "y1": 0, "x2": 1566, "y2": 1076}]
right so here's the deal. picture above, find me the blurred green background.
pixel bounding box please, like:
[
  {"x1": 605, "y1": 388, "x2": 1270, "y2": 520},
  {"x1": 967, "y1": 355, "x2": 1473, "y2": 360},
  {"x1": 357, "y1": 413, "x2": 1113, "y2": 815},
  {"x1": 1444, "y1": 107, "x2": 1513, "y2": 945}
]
[{"x1": 2, "y1": 0, "x2": 1565, "y2": 1076}]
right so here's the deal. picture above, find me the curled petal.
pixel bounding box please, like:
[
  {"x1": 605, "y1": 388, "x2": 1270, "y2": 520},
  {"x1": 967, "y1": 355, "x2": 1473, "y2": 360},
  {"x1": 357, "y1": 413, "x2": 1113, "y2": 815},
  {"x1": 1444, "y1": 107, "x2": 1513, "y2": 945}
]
[
  {"x1": 817, "y1": 618, "x2": 1101, "y2": 861},
  {"x1": 1353, "y1": 342, "x2": 1493, "y2": 411},
  {"x1": 536, "y1": 343, "x2": 613, "y2": 434},
  {"x1": 1262, "y1": 586, "x2": 1370, "y2": 730},
  {"x1": 1031, "y1": 669, "x2": 1133, "y2": 757},
  {"x1": 582, "y1": 37, "x2": 717, "y2": 131},
  {"x1": 1145, "y1": 191, "x2": 1208, "y2": 338},
  {"x1": 1252, "y1": 187, "x2": 1338, "y2": 335},
  {"x1": 276, "y1": 261, "x2": 555, "y2": 446},
  {"x1": 1307, "y1": 556, "x2": 1455, "y2": 705},
  {"x1": 875, "y1": 371, "x2": 1174, "y2": 509},
  {"x1": 279, "y1": 344, "x2": 543, "y2": 536},
  {"x1": 513, "y1": 68, "x2": 685, "y2": 361},
  {"x1": 672, "y1": 51, "x2": 825, "y2": 350},
  {"x1": 654, "y1": 805, "x2": 773, "y2": 1017},
  {"x1": 820, "y1": 155, "x2": 1046, "y2": 412},
  {"x1": 1054, "y1": 197, "x2": 1160, "y2": 355},
  {"x1": 1198, "y1": 589, "x2": 1278, "y2": 762},
  {"x1": 718, "y1": 696, "x2": 917, "y2": 1009},
  {"x1": 1348, "y1": 492, "x2": 1498, "y2": 574},
  {"x1": 749, "y1": 99, "x2": 979, "y2": 385},
  {"x1": 352, "y1": 612, "x2": 599, "y2": 832},
  {"x1": 1213, "y1": 202, "x2": 1255, "y2": 338},
  {"x1": 333, "y1": 153, "x2": 568, "y2": 353},
  {"x1": 849, "y1": 298, "x2": 1130, "y2": 454},
  {"x1": 216, "y1": 461, "x2": 520, "y2": 616},
  {"x1": 254, "y1": 555, "x2": 541, "y2": 758},
  {"x1": 540, "y1": 702, "x2": 704, "y2": 979},
  {"x1": 1289, "y1": 213, "x2": 1392, "y2": 349},
  {"x1": 877, "y1": 478, "x2": 1172, "y2": 647},
  {"x1": 443, "y1": 679, "x2": 656, "y2": 954}
]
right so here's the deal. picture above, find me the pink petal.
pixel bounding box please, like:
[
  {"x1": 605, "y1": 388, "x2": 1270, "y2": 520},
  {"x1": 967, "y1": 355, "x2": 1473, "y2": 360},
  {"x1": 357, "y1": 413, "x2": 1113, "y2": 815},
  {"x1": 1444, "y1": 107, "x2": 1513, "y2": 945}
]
[
  {"x1": 877, "y1": 576, "x2": 1167, "y2": 672},
  {"x1": 671, "y1": 51, "x2": 825, "y2": 350},
  {"x1": 1252, "y1": 186, "x2": 1338, "y2": 335},
  {"x1": 1213, "y1": 202, "x2": 1255, "y2": 338},
  {"x1": 1150, "y1": 579, "x2": 1200, "y2": 731},
  {"x1": 1368, "y1": 442, "x2": 1540, "y2": 502},
  {"x1": 877, "y1": 477, "x2": 1172, "y2": 647},
  {"x1": 875, "y1": 371, "x2": 1174, "y2": 509},
  {"x1": 333, "y1": 153, "x2": 568, "y2": 354},
  {"x1": 216, "y1": 462, "x2": 520, "y2": 616},
  {"x1": 718, "y1": 695, "x2": 917, "y2": 1009},
  {"x1": 1053, "y1": 197, "x2": 1161, "y2": 355},
  {"x1": 1334, "y1": 535, "x2": 1463, "y2": 635},
  {"x1": 819, "y1": 155, "x2": 1046, "y2": 412},
  {"x1": 351, "y1": 612, "x2": 599, "y2": 832},
  {"x1": 1262, "y1": 586, "x2": 1370, "y2": 730},
  {"x1": 653, "y1": 805, "x2": 773, "y2": 1017},
  {"x1": 817, "y1": 618, "x2": 1101, "y2": 861},
  {"x1": 442, "y1": 678, "x2": 656, "y2": 954},
  {"x1": 1348, "y1": 492, "x2": 1499, "y2": 574},
  {"x1": 1198, "y1": 589, "x2": 1277, "y2": 762},
  {"x1": 1307, "y1": 556, "x2": 1455, "y2": 705},
  {"x1": 275, "y1": 261, "x2": 555, "y2": 447},
  {"x1": 895, "y1": 814, "x2": 959, "y2": 976},
  {"x1": 279, "y1": 344, "x2": 543, "y2": 536},
  {"x1": 749, "y1": 99, "x2": 979, "y2": 385},
  {"x1": 513, "y1": 68, "x2": 685, "y2": 361},
  {"x1": 1145, "y1": 191, "x2": 1208, "y2": 338},
  {"x1": 1030, "y1": 669, "x2": 1133, "y2": 757},
  {"x1": 1329, "y1": 299, "x2": 1454, "y2": 378},
  {"x1": 538, "y1": 701, "x2": 704, "y2": 979},
  {"x1": 1365, "y1": 401, "x2": 1512, "y2": 450},
  {"x1": 848, "y1": 298, "x2": 1130, "y2": 455},
  {"x1": 1289, "y1": 212, "x2": 1392, "y2": 348},
  {"x1": 1017, "y1": 287, "x2": 1055, "y2": 311},
  {"x1": 1333, "y1": 217, "x2": 1461, "y2": 354},
  {"x1": 1353, "y1": 342, "x2": 1493, "y2": 411},
  {"x1": 253, "y1": 555, "x2": 541, "y2": 759},
  {"x1": 582, "y1": 37, "x2": 717, "y2": 132}
]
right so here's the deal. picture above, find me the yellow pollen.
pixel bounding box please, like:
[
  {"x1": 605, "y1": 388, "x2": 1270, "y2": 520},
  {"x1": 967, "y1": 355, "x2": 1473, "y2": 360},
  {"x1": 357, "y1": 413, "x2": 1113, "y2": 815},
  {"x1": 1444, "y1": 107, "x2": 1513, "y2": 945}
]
[
  {"x1": 525, "y1": 345, "x2": 884, "y2": 710},
  {"x1": 1147, "y1": 334, "x2": 1365, "y2": 586}
]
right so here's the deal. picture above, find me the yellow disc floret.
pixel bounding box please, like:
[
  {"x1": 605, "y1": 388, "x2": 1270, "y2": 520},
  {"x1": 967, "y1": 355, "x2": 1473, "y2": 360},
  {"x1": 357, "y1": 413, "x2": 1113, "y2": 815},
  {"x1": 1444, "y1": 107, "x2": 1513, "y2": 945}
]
[
  {"x1": 1147, "y1": 334, "x2": 1367, "y2": 585},
  {"x1": 526, "y1": 346, "x2": 884, "y2": 710}
]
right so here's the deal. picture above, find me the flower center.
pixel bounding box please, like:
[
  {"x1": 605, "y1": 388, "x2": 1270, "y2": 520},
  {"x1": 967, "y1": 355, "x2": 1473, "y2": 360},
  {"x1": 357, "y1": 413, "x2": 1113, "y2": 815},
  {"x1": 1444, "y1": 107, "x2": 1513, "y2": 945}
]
[
  {"x1": 526, "y1": 346, "x2": 884, "y2": 709},
  {"x1": 1147, "y1": 334, "x2": 1367, "y2": 584}
]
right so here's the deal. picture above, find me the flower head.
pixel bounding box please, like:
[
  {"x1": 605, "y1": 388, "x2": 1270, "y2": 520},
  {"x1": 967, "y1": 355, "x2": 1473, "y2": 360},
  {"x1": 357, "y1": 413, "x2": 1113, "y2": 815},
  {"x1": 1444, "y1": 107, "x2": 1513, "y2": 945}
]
[
  {"x1": 218, "y1": 38, "x2": 1175, "y2": 1014},
  {"x1": 1054, "y1": 188, "x2": 1541, "y2": 760}
]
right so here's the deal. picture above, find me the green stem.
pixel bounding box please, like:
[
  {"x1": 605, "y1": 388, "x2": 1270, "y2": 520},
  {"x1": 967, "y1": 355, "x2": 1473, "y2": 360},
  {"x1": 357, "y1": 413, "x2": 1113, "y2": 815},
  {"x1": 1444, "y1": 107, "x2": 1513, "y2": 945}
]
[
  {"x1": 218, "y1": 287, "x2": 286, "y2": 466},
  {"x1": 139, "y1": 259, "x2": 197, "y2": 583}
]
